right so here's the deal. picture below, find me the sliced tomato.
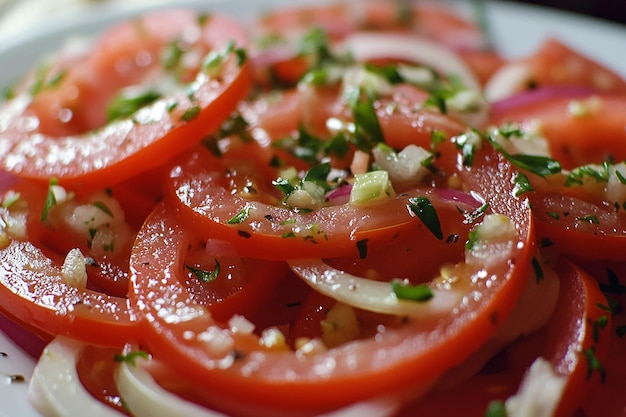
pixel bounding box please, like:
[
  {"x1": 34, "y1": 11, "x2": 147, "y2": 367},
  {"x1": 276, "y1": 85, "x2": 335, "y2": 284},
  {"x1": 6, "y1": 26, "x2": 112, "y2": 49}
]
[
  {"x1": 396, "y1": 257, "x2": 610, "y2": 417},
  {"x1": 0, "y1": 240, "x2": 136, "y2": 347},
  {"x1": 76, "y1": 344, "x2": 127, "y2": 413},
  {"x1": 0, "y1": 9, "x2": 252, "y2": 189},
  {"x1": 530, "y1": 192, "x2": 626, "y2": 260},
  {"x1": 576, "y1": 260, "x2": 626, "y2": 417},
  {"x1": 165, "y1": 143, "x2": 474, "y2": 260},
  {"x1": 0, "y1": 177, "x2": 138, "y2": 345},
  {"x1": 486, "y1": 38, "x2": 626, "y2": 101},
  {"x1": 130, "y1": 136, "x2": 534, "y2": 415},
  {"x1": 491, "y1": 94, "x2": 626, "y2": 170}
]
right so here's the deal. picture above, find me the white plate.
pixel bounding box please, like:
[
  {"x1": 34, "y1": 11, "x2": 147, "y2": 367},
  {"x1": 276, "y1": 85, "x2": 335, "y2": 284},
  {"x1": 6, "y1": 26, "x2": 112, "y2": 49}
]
[{"x1": 0, "y1": 1, "x2": 624, "y2": 416}]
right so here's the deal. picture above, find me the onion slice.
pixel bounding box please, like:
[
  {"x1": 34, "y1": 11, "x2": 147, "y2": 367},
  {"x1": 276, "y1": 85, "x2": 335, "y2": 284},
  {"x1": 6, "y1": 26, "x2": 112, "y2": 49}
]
[
  {"x1": 115, "y1": 347, "x2": 227, "y2": 417},
  {"x1": 28, "y1": 337, "x2": 125, "y2": 417},
  {"x1": 339, "y1": 32, "x2": 481, "y2": 92},
  {"x1": 288, "y1": 259, "x2": 460, "y2": 319}
]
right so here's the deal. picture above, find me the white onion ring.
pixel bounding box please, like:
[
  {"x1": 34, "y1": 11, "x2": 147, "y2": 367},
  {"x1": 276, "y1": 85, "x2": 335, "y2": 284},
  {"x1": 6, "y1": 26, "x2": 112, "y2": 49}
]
[
  {"x1": 28, "y1": 337, "x2": 125, "y2": 417},
  {"x1": 339, "y1": 32, "x2": 481, "y2": 92},
  {"x1": 288, "y1": 259, "x2": 460, "y2": 319},
  {"x1": 115, "y1": 347, "x2": 227, "y2": 417}
]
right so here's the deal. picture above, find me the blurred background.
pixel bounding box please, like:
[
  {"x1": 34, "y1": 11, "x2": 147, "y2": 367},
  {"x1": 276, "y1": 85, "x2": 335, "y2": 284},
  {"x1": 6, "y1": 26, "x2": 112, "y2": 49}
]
[{"x1": 510, "y1": 0, "x2": 625, "y2": 25}]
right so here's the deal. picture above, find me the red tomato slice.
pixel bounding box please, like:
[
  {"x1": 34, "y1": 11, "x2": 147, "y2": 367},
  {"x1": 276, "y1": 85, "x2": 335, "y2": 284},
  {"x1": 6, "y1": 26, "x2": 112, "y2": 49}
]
[
  {"x1": 397, "y1": 257, "x2": 610, "y2": 417},
  {"x1": 491, "y1": 94, "x2": 626, "y2": 170},
  {"x1": 576, "y1": 260, "x2": 626, "y2": 417},
  {"x1": 544, "y1": 258, "x2": 611, "y2": 417},
  {"x1": 165, "y1": 144, "x2": 473, "y2": 260},
  {"x1": 0, "y1": 177, "x2": 137, "y2": 346},
  {"x1": 0, "y1": 9, "x2": 252, "y2": 189},
  {"x1": 129, "y1": 138, "x2": 534, "y2": 416},
  {"x1": 76, "y1": 344, "x2": 126, "y2": 413},
  {"x1": 531, "y1": 192, "x2": 626, "y2": 260},
  {"x1": 0, "y1": 240, "x2": 136, "y2": 347},
  {"x1": 486, "y1": 38, "x2": 626, "y2": 101}
]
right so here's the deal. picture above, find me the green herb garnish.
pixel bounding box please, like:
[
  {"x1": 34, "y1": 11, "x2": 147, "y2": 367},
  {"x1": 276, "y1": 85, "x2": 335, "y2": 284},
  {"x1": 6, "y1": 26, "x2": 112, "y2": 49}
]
[
  {"x1": 186, "y1": 261, "x2": 221, "y2": 283},
  {"x1": 107, "y1": 90, "x2": 162, "y2": 122},
  {"x1": 114, "y1": 350, "x2": 149, "y2": 366},
  {"x1": 408, "y1": 196, "x2": 443, "y2": 240},
  {"x1": 391, "y1": 279, "x2": 434, "y2": 301}
]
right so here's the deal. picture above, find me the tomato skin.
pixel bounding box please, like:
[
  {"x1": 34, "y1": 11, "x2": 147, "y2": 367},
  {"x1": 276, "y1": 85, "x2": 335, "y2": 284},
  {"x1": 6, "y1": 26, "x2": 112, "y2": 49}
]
[
  {"x1": 574, "y1": 260, "x2": 626, "y2": 417},
  {"x1": 166, "y1": 143, "x2": 478, "y2": 261},
  {"x1": 530, "y1": 192, "x2": 626, "y2": 261},
  {"x1": 546, "y1": 258, "x2": 611, "y2": 417},
  {"x1": 130, "y1": 135, "x2": 535, "y2": 416},
  {"x1": 76, "y1": 344, "x2": 127, "y2": 414},
  {"x1": 0, "y1": 240, "x2": 137, "y2": 347},
  {"x1": 486, "y1": 38, "x2": 626, "y2": 101},
  {"x1": 491, "y1": 94, "x2": 626, "y2": 170},
  {"x1": 396, "y1": 257, "x2": 610, "y2": 417},
  {"x1": 0, "y1": 10, "x2": 252, "y2": 189}
]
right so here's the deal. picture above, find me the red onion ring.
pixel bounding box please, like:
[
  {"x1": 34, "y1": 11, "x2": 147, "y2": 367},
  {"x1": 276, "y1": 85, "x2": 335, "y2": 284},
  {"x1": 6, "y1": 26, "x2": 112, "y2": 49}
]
[
  {"x1": 0, "y1": 313, "x2": 47, "y2": 359},
  {"x1": 490, "y1": 85, "x2": 599, "y2": 119}
]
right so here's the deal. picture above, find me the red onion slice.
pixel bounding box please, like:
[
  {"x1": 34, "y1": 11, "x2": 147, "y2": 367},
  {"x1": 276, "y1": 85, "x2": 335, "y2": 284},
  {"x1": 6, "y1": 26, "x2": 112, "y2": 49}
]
[{"x1": 491, "y1": 85, "x2": 599, "y2": 119}]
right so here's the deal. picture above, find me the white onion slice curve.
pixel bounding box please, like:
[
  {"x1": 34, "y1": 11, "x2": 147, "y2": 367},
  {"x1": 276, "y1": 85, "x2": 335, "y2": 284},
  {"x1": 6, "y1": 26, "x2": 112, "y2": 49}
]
[
  {"x1": 339, "y1": 32, "x2": 481, "y2": 92},
  {"x1": 115, "y1": 350, "x2": 227, "y2": 417},
  {"x1": 288, "y1": 259, "x2": 460, "y2": 319},
  {"x1": 28, "y1": 336, "x2": 125, "y2": 417}
]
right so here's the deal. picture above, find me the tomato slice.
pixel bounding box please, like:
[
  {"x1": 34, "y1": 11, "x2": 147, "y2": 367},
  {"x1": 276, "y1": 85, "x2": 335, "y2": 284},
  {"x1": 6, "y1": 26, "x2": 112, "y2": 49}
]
[
  {"x1": 0, "y1": 240, "x2": 136, "y2": 347},
  {"x1": 490, "y1": 94, "x2": 626, "y2": 170},
  {"x1": 165, "y1": 144, "x2": 477, "y2": 260},
  {"x1": 530, "y1": 192, "x2": 626, "y2": 260},
  {"x1": 130, "y1": 137, "x2": 534, "y2": 415},
  {"x1": 486, "y1": 38, "x2": 626, "y2": 101},
  {"x1": 0, "y1": 177, "x2": 138, "y2": 346},
  {"x1": 396, "y1": 257, "x2": 610, "y2": 417},
  {"x1": 0, "y1": 9, "x2": 252, "y2": 189},
  {"x1": 576, "y1": 260, "x2": 626, "y2": 417}
]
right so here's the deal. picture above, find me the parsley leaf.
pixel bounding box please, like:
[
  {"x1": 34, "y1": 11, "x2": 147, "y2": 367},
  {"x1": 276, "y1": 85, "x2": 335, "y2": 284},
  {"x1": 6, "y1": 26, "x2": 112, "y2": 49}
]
[
  {"x1": 513, "y1": 172, "x2": 534, "y2": 196},
  {"x1": 391, "y1": 279, "x2": 434, "y2": 302},
  {"x1": 408, "y1": 196, "x2": 443, "y2": 240},
  {"x1": 227, "y1": 207, "x2": 250, "y2": 224},
  {"x1": 41, "y1": 178, "x2": 60, "y2": 222},
  {"x1": 114, "y1": 350, "x2": 149, "y2": 366},
  {"x1": 186, "y1": 261, "x2": 221, "y2": 283},
  {"x1": 107, "y1": 90, "x2": 162, "y2": 122},
  {"x1": 352, "y1": 93, "x2": 385, "y2": 151}
]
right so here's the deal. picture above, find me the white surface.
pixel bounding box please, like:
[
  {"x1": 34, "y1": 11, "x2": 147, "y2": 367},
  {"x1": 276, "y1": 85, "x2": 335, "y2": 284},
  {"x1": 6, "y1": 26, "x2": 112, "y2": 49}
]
[{"x1": 0, "y1": 1, "x2": 624, "y2": 416}]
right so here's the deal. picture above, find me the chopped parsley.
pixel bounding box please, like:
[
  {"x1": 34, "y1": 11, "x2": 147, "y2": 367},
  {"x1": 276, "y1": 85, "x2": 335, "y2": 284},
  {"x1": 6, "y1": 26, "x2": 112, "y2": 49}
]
[
  {"x1": 565, "y1": 162, "x2": 610, "y2": 187},
  {"x1": 390, "y1": 279, "x2": 434, "y2": 302},
  {"x1": 503, "y1": 152, "x2": 562, "y2": 178},
  {"x1": 483, "y1": 400, "x2": 507, "y2": 417},
  {"x1": 107, "y1": 90, "x2": 162, "y2": 122},
  {"x1": 181, "y1": 105, "x2": 201, "y2": 122},
  {"x1": 576, "y1": 214, "x2": 600, "y2": 224},
  {"x1": 92, "y1": 201, "x2": 114, "y2": 217},
  {"x1": 186, "y1": 262, "x2": 221, "y2": 283},
  {"x1": 531, "y1": 257, "x2": 544, "y2": 283},
  {"x1": 273, "y1": 126, "x2": 348, "y2": 165},
  {"x1": 486, "y1": 127, "x2": 562, "y2": 177},
  {"x1": 114, "y1": 350, "x2": 149, "y2": 366},
  {"x1": 356, "y1": 238, "x2": 369, "y2": 259},
  {"x1": 583, "y1": 346, "x2": 606, "y2": 383},
  {"x1": 41, "y1": 178, "x2": 60, "y2": 222},
  {"x1": 513, "y1": 172, "x2": 534, "y2": 197},
  {"x1": 161, "y1": 39, "x2": 186, "y2": 71},
  {"x1": 408, "y1": 196, "x2": 443, "y2": 240},
  {"x1": 227, "y1": 207, "x2": 251, "y2": 224},
  {"x1": 351, "y1": 92, "x2": 385, "y2": 151}
]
